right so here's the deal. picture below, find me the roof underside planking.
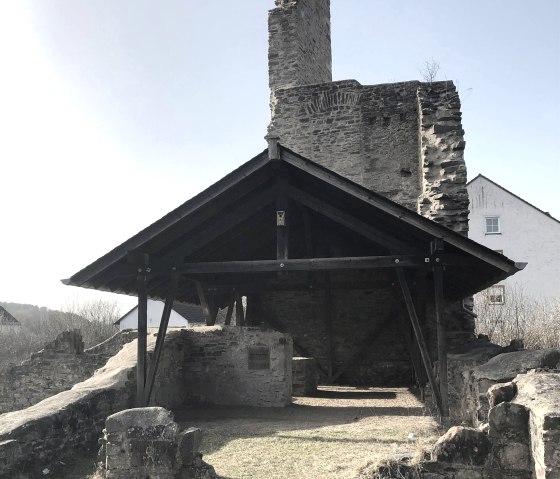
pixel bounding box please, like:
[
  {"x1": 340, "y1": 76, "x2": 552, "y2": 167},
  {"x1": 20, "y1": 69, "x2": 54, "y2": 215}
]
[{"x1": 62, "y1": 145, "x2": 523, "y2": 304}]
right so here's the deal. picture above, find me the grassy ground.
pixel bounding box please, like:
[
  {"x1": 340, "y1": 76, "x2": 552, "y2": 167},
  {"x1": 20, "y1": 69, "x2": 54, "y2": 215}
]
[{"x1": 175, "y1": 386, "x2": 440, "y2": 479}]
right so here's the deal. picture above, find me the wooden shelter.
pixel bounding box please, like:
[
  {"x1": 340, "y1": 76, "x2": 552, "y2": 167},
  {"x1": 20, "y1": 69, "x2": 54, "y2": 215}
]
[{"x1": 63, "y1": 140, "x2": 523, "y2": 417}]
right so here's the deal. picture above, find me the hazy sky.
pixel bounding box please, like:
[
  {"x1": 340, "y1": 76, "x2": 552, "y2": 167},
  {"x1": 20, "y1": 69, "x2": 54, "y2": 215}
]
[{"x1": 1, "y1": 1, "x2": 559, "y2": 312}]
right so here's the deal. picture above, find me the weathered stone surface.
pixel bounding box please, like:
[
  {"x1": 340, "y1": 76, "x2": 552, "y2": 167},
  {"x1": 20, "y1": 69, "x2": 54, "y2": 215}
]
[
  {"x1": 513, "y1": 372, "x2": 560, "y2": 479},
  {"x1": 292, "y1": 357, "x2": 317, "y2": 396},
  {"x1": 487, "y1": 381, "x2": 517, "y2": 409},
  {"x1": 0, "y1": 336, "x2": 144, "y2": 479},
  {"x1": 102, "y1": 407, "x2": 216, "y2": 479},
  {"x1": 432, "y1": 427, "x2": 491, "y2": 466},
  {"x1": 0, "y1": 329, "x2": 137, "y2": 414},
  {"x1": 488, "y1": 401, "x2": 529, "y2": 440},
  {"x1": 152, "y1": 326, "x2": 293, "y2": 408},
  {"x1": 444, "y1": 337, "x2": 503, "y2": 424},
  {"x1": 463, "y1": 348, "x2": 560, "y2": 426}
]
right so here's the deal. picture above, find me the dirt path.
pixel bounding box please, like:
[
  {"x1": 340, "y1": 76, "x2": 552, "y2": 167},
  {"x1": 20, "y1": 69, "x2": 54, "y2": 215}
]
[{"x1": 175, "y1": 386, "x2": 440, "y2": 479}]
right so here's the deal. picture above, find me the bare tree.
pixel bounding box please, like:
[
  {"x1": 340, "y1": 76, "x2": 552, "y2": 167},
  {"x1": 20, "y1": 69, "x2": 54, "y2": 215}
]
[
  {"x1": 420, "y1": 59, "x2": 440, "y2": 83},
  {"x1": 474, "y1": 285, "x2": 560, "y2": 349}
]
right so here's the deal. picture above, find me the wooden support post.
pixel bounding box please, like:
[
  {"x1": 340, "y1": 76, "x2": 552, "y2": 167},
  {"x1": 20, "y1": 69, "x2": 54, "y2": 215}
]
[
  {"x1": 143, "y1": 273, "x2": 177, "y2": 405},
  {"x1": 396, "y1": 267, "x2": 443, "y2": 416},
  {"x1": 432, "y1": 240, "x2": 449, "y2": 417},
  {"x1": 224, "y1": 290, "x2": 235, "y2": 326},
  {"x1": 196, "y1": 282, "x2": 218, "y2": 326},
  {"x1": 235, "y1": 292, "x2": 245, "y2": 326},
  {"x1": 136, "y1": 272, "x2": 148, "y2": 407},
  {"x1": 276, "y1": 177, "x2": 289, "y2": 260},
  {"x1": 396, "y1": 308, "x2": 426, "y2": 392},
  {"x1": 322, "y1": 272, "x2": 334, "y2": 381}
]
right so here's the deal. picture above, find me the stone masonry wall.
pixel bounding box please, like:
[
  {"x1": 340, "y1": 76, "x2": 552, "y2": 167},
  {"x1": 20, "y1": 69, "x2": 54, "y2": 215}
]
[
  {"x1": 417, "y1": 82, "x2": 469, "y2": 235},
  {"x1": 152, "y1": 326, "x2": 293, "y2": 408},
  {"x1": 0, "y1": 328, "x2": 292, "y2": 478},
  {"x1": 269, "y1": 80, "x2": 422, "y2": 210},
  {"x1": 268, "y1": 0, "x2": 332, "y2": 93},
  {"x1": 0, "y1": 338, "x2": 142, "y2": 479},
  {"x1": 261, "y1": 282, "x2": 417, "y2": 385},
  {"x1": 267, "y1": 1, "x2": 469, "y2": 232},
  {"x1": 0, "y1": 330, "x2": 136, "y2": 415}
]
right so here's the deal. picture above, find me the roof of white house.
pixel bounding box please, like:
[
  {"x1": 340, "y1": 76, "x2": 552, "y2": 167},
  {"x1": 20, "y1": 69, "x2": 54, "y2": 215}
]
[
  {"x1": 467, "y1": 174, "x2": 559, "y2": 225},
  {"x1": 0, "y1": 306, "x2": 19, "y2": 326},
  {"x1": 114, "y1": 301, "x2": 205, "y2": 325}
]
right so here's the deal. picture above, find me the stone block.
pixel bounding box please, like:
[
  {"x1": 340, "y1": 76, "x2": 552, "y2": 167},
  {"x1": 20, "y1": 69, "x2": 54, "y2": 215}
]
[
  {"x1": 487, "y1": 381, "x2": 517, "y2": 409},
  {"x1": 432, "y1": 426, "x2": 491, "y2": 466},
  {"x1": 177, "y1": 428, "x2": 202, "y2": 466},
  {"x1": 488, "y1": 402, "x2": 529, "y2": 441}
]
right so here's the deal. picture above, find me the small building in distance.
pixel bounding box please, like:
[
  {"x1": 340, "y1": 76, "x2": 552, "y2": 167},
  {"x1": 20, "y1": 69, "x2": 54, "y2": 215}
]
[
  {"x1": 0, "y1": 306, "x2": 20, "y2": 332},
  {"x1": 467, "y1": 174, "x2": 560, "y2": 302},
  {"x1": 115, "y1": 300, "x2": 205, "y2": 331}
]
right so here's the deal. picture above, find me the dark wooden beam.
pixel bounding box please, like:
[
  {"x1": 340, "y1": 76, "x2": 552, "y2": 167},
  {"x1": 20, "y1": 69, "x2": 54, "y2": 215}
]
[
  {"x1": 235, "y1": 292, "x2": 245, "y2": 326},
  {"x1": 396, "y1": 267, "x2": 443, "y2": 416},
  {"x1": 176, "y1": 255, "x2": 440, "y2": 275},
  {"x1": 322, "y1": 273, "x2": 334, "y2": 380},
  {"x1": 282, "y1": 148, "x2": 518, "y2": 274},
  {"x1": 196, "y1": 282, "x2": 218, "y2": 326},
  {"x1": 287, "y1": 185, "x2": 414, "y2": 254},
  {"x1": 302, "y1": 208, "x2": 314, "y2": 257},
  {"x1": 136, "y1": 272, "x2": 148, "y2": 407},
  {"x1": 396, "y1": 308, "x2": 426, "y2": 392},
  {"x1": 160, "y1": 187, "x2": 276, "y2": 265},
  {"x1": 276, "y1": 177, "x2": 289, "y2": 260},
  {"x1": 432, "y1": 239, "x2": 449, "y2": 417},
  {"x1": 224, "y1": 291, "x2": 235, "y2": 325},
  {"x1": 143, "y1": 273, "x2": 177, "y2": 405}
]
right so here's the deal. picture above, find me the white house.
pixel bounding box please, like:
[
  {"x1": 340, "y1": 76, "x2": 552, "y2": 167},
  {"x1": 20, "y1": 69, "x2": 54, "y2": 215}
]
[
  {"x1": 467, "y1": 174, "x2": 560, "y2": 302},
  {"x1": 114, "y1": 300, "x2": 205, "y2": 331}
]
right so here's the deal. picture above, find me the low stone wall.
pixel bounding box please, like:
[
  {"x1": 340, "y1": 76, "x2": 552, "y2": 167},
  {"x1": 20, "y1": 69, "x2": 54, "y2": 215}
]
[
  {"x1": 461, "y1": 348, "x2": 560, "y2": 426},
  {"x1": 0, "y1": 338, "x2": 144, "y2": 478},
  {"x1": 0, "y1": 327, "x2": 293, "y2": 477},
  {"x1": 152, "y1": 326, "x2": 293, "y2": 408},
  {"x1": 0, "y1": 330, "x2": 137, "y2": 415},
  {"x1": 292, "y1": 357, "x2": 317, "y2": 396}
]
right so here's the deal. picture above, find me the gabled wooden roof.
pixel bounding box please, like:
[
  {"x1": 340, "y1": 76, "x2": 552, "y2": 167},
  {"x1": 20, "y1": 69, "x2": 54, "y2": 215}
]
[{"x1": 63, "y1": 144, "x2": 523, "y2": 302}]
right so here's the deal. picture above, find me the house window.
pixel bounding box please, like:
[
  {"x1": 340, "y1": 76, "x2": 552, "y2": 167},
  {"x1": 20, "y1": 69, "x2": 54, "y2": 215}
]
[
  {"x1": 485, "y1": 217, "x2": 500, "y2": 234},
  {"x1": 488, "y1": 285, "x2": 505, "y2": 305}
]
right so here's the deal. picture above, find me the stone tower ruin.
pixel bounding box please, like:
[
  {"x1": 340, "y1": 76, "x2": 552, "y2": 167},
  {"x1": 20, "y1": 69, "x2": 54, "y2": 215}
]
[{"x1": 267, "y1": 0, "x2": 469, "y2": 235}]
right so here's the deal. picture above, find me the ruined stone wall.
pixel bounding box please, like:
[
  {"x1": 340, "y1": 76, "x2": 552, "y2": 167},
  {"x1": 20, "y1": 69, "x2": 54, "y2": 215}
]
[
  {"x1": 260, "y1": 282, "x2": 416, "y2": 385},
  {"x1": 0, "y1": 338, "x2": 140, "y2": 479},
  {"x1": 268, "y1": 0, "x2": 332, "y2": 92},
  {"x1": 269, "y1": 80, "x2": 422, "y2": 210},
  {"x1": 0, "y1": 330, "x2": 136, "y2": 415},
  {"x1": 152, "y1": 326, "x2": 293, "y2": 408},
  {"x1": 267, "y1": 1, "x2": 469, "y2": 233},
  {"x1": 417, "y1": 82, "x2": 469, "y2": 235}
]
